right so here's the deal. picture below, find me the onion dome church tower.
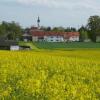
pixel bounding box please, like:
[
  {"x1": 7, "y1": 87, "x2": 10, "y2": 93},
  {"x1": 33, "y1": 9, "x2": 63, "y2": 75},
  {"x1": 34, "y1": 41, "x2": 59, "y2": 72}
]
[{"x1": 37, "y1": 16, "x2": 40, "y2": 29}]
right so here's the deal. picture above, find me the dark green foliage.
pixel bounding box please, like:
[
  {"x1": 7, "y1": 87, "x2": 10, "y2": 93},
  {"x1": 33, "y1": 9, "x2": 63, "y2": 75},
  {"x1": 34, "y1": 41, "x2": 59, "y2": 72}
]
[
  {"x1": 0, "y1": 21, "x2": 22, "y2": 40},
  {"x1": 51, "y1": 27, "x2": 77, "y2": 32},
  {"x1": 78, "y1": 27, "x2": 89, "y2": 42},
  {"x1": 52, "y1": 27, "x2": 65, "y2": 32},
  {"x1": 87, "y1": 15, "x2": 100, "y2": 42},
  {"x1": 65, "y1": 27, "x2": 77, "y2": 32}
]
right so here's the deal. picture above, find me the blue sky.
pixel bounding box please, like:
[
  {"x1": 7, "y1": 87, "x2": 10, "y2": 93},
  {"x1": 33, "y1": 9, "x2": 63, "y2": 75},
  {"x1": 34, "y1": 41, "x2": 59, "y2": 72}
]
[{"x1": 0, "y1": 0, "x2": 100, "y2": 28}]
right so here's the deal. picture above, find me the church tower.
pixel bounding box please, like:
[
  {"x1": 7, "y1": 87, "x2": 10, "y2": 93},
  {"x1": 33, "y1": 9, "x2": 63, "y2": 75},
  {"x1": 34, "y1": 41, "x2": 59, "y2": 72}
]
[{"x1": 37, "y1": 16, "x2": 40, "y2": 29}]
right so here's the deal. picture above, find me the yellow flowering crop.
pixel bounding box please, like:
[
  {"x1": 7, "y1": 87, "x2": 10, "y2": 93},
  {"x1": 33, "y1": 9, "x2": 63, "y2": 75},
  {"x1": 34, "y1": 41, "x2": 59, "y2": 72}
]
[{"x1": 0, "y1": 50, "x2": 100, "y2": 100}]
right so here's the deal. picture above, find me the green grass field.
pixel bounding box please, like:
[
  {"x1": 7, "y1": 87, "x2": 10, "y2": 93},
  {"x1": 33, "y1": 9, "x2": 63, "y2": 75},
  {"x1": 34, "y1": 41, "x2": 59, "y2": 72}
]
[
  {"x1": 19, "y1": 42, "x2": 100, "y2": 51},
  {"x1": 33, "y1": 42, "x2": 100, "y2": 49}
]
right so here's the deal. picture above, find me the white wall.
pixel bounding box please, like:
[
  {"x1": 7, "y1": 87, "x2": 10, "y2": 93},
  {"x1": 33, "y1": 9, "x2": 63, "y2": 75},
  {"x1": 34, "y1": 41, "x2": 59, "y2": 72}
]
[
  {"x1": 10, "y1": 45, "x2": 20, "y2": 51},
  {"x1": 69, "y1": 36, "x2": 79, "y2": 42},
  {"x1": 32, "y1": 35, "x2": 79, "y2": 42},
  {"x1": 32, "y1": 36, "x2": 38, "y2": 41},
  {"x1": 44, "y1": 36, "x2": 64, "y2": 42}
]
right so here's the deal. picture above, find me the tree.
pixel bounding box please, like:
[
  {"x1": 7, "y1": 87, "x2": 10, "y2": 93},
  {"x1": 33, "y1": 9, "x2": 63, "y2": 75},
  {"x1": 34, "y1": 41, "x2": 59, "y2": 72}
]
[
  {"x1": 87, "y1": 15, "x2": 100, "y2": 42},
  {"x1": 46, "y1": 27, "x2": 51, "y2": 31},
  {"x1": 78, "y1": 26, "x2": 89, "y2": 41},
  {"x1": 64, "y1": 27, "x2": 71, "y2": 32},
  {"x1": 78, "y1": 26, "x2": 87, "y2": 32},
  {"x1": 8, "y1": 21, "x2": 22, "y2": 40},
  {"x1": 40, "y1": 26, "x2": 47, "y2": 31},
  {"x1": 40, "y1": 26, "x2": 51, "y2": 31},
  {"x1": 65, "y1": 27, "x2": 77, "y2": 32},
  {"x1": 0, "y1": 24, "x2": 6, "y2": 36},
  {"x1": 0, "y1": 21, "x2": 22, "y2": 40},
  {"x1": 52, "y1": 27, "x2": 64, "y2": 32},
  {"x1": 70, "y1": 27, "x2": 77, "y2": 32},
  {"x1": 80, "y1": 30, "x2": 88, "y2": 42}
]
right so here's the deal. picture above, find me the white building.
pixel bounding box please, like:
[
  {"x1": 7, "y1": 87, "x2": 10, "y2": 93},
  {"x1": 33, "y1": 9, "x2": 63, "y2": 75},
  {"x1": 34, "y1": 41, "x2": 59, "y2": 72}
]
[
  {"x1": 22, "y1": 33, "x2": 32, "y2": 42},
  {"x1": 44, "y1": 36, "x2": 64, "y2": 42},
  {"x1": 31, "y1": 31, "x2": 80, "y2": 42},
  {"x1": 10, "y1": 45, "x2": 20, "y2": 51},
  {"x1": 68, "y1": 36, "x2": 79, "y2": 42}
]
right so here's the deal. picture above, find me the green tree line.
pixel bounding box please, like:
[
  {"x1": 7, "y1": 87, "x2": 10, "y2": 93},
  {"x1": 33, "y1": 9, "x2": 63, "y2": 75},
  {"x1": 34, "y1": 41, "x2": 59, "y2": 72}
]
[{"x1": 0, "y1": 21, "x2": 22, "y2": 40}]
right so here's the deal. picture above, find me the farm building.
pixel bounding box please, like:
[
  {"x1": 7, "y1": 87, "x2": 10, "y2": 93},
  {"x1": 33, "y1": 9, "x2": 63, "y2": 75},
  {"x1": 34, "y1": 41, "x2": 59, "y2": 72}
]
[
  {"x1": 0, "y1": 40, "x2": 19, "y2": 50},
  {"x1": 30, "y1": 30, "x2": 80, "y2": 42},
  {"x1": 22, "y1": 25, "x2": 80, "y2": 42},
  {"x1": 22, "y1": 26, "x2": 40, "y2": 42}
]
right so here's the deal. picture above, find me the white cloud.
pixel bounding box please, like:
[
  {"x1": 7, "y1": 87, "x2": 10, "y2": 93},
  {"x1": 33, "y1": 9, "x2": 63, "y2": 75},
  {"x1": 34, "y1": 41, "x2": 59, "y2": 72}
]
[
  {"x1": 16, "y1": 0, "x2": 100, "y2": 12},
  {"x1": 2, "y1": 0, "x2": 100, "y2": 12},
  {"x1": 17, "y1": 0, "x2": 67, "y2": 7}
]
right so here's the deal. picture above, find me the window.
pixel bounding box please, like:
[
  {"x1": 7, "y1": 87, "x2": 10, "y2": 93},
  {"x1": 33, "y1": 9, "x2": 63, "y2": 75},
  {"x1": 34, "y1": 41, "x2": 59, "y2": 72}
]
[
  {"x1": 50, "y1": 36, "x2": 53, "y2": 38},
  {"x1": 38, "y1": 37, "x2": 44, "y2": 39},
  {"x1": 57, "y1": 36, "x2": 60, "y2": 38}
]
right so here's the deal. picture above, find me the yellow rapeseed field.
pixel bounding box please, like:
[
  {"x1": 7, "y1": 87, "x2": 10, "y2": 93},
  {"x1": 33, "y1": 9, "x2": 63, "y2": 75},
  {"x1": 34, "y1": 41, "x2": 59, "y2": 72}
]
[{"x1": 0, "y1": 50, "x2": 100, "y2": 100}]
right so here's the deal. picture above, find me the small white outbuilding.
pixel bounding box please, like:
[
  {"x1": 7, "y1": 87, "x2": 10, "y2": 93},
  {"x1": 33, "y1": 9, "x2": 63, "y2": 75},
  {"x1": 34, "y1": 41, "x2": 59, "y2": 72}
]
[{"x1": 10, "y1": 45, "x2": 20, "y2": 51}]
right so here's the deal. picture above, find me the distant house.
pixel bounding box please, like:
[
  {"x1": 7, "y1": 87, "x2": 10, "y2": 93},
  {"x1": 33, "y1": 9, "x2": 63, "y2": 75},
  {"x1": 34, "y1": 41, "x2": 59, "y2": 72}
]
[
  {"x1": 10, "y1": 45, "x2": 20, "y2": 51},
  {"x1": 22, "y1": 27, "x2": 39, "y2": 42},
  {"x1": 64, "y1": 32, "x2": 80, "y2": 42},
  {"x1": 22, "y1": 33, "x2": 32, "y2": 42},
  {"x1": 30, "y1": 30, "x2": 80, "y2": 42}
]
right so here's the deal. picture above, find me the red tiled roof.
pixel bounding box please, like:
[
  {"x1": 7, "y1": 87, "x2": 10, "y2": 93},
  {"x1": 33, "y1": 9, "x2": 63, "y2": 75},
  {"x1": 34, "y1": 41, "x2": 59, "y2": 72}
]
[
  {"x1": 31, "y1": 31, "x2": 80, "y2": 38},
  {"x1": 64, "y1": 32, "x2": 80, "y2": 39}
]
